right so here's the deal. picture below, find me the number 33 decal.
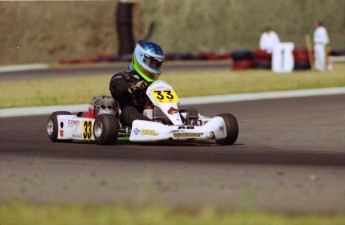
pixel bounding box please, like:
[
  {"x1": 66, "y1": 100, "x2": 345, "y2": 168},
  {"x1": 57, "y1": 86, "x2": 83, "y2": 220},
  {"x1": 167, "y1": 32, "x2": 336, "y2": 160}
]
[
  {"x1": 151, "y1": 89, "x2": 179, "y2": 103},
  {"x1": 83, "y1": 120, "x2": 92, "y2": 140}
]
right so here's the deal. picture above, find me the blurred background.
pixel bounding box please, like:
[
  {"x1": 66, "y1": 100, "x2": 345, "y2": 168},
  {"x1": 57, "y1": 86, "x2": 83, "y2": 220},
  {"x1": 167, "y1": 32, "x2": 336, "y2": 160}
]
[{"x1": 0, "y1": 0, "x2": 344, "y2": 65}]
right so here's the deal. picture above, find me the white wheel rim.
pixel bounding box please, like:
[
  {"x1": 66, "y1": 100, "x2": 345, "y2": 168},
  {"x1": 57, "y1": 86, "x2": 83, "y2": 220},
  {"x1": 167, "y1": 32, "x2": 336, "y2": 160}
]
[
  {"x1": 94, "y1": 121, "x2": 103, "y2": 138},
  {"x1": 47, "y1": 120, "x2": 54, "y2": 136}
]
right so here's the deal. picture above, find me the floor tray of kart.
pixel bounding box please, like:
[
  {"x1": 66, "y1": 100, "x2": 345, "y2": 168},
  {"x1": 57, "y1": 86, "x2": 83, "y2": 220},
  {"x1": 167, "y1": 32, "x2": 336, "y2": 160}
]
[{"x1": 47, "y1": 80, "x2": 238, "y2": 145}]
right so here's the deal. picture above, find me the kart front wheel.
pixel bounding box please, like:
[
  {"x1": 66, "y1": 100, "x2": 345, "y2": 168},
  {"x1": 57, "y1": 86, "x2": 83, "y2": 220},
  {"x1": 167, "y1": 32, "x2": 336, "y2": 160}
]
[
  {"x1": 216, "y1": 113, "x2": 239, "y2": 145},
  {"x1": 47, "y1": 111, "x2": 72, "y2": 142},
  {"x1": 93, "y1": 114, "x2": 119, "y2": 145}
]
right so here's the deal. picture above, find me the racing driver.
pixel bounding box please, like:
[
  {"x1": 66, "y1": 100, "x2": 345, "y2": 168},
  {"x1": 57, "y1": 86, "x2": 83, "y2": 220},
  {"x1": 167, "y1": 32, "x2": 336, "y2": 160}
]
[{"x1": 109, "y1": 40, "x2": 165, "y2": 127}]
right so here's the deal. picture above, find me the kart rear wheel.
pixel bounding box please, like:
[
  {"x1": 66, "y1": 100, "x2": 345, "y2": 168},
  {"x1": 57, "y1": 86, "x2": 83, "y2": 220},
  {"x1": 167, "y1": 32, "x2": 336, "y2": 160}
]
[
  {"x1": 47, "y1": 111, "x2": 72, "y2": 142},
  {"x1": 216, "y1": 113, "x2": 239, "y2": 145},
  {"x1": 93, "y1": 114, "x2": 119, "y2": 145}
]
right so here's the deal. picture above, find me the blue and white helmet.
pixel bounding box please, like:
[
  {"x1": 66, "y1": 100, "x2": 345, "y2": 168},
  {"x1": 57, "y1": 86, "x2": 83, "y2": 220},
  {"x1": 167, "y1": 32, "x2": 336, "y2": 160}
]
[{"x1": 131, "y1": 40, "x2": 165, "y2": 82}]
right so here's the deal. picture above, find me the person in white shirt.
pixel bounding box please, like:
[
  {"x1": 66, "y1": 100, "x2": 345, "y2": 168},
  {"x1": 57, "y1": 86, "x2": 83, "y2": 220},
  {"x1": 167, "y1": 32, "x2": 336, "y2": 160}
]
[
  {"x1": 313, "y1": 20, "x2": 330, "y2": 71},
  {"x1": 259, "y1": 26, "x2": 280, "y2": 53}
]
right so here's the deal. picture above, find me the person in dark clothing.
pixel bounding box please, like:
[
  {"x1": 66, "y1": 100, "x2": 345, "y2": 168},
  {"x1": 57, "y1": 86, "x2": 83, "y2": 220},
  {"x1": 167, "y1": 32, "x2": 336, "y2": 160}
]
[{"x1": 109, "y1": 40, "x2": 165, "y2": 127}]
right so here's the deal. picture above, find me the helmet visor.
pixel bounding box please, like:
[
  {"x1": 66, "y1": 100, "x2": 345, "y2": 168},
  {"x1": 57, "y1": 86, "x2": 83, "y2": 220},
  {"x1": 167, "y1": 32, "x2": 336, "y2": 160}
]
[{"x1": 143, "y1": 55, "x2": 163, "y2": 70}]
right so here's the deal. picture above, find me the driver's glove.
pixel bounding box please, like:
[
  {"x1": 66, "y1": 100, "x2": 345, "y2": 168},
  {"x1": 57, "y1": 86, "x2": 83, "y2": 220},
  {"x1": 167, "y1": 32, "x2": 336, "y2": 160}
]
[{"x1": 129, "y1": 80, "x2": 149, "y2": 94}]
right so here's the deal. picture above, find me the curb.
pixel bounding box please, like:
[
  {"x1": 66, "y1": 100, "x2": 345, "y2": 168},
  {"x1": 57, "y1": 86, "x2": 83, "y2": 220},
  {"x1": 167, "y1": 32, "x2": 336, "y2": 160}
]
[
  {"x1": 0, "y1": 64, "x2": 49, "y2": 72},
  {"x1": 179, "y1": 87, "x2": 345, "y2": 105},
  {"x1": 1, "y1": 87, "x2": 345, "y2": 118}
]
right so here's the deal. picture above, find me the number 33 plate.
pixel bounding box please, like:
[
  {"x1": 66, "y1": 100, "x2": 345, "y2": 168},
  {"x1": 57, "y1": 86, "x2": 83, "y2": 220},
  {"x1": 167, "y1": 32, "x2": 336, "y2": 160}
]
[{"x1": 150, "y1": 89, "x2": 179, "y2": 103}]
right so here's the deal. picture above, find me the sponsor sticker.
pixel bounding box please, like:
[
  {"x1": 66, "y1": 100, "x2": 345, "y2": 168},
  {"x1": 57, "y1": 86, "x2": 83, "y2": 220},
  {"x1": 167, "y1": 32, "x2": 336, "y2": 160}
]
[
  {"x1": 67, "y1": 120, "x2": 81, "y2": 129},
  {"x1": 173, "y1": 133, "x2": 202, "y2": 138},
  {"x1": 72, "y1": 134, "x2": 83, "y2": 139},
  {"x1": 168, "y1": 107, "x2": 178, "y2": 115},
  {"x1": 140, "y1": 129, "x2": 158, "y2": 136},
  {"x1": 68, "y1": 120, "x2": 80, "y2": 125},
  {"x1": 219, "y1": 126, "x2": 225, "y2": 134},
  {"x1": 134, "y1": 128, "x2": 140, "y2": 135},
  {"x1": 59, "y1": 129, "x2": 64, "y2": 137}
]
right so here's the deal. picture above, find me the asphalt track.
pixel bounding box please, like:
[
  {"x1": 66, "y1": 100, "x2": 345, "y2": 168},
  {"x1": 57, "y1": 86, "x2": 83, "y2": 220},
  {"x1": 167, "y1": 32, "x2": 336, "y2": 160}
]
[{"x1": 1, "y1": 64, "x2": 345, "y2": 213}]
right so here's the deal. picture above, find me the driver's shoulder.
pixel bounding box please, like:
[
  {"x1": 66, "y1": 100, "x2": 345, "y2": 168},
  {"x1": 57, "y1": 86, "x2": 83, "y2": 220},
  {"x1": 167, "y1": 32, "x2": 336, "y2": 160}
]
[{"x1": 111, "y1": 71, "x2": 131, "y2": 81}]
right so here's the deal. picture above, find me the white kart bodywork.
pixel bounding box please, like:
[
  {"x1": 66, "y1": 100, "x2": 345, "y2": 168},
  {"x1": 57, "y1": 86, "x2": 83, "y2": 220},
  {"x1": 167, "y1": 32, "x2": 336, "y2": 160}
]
[
  {"x1": 129, "y1": 117, "x2": 227, "y2": 142},
  {"x1": 51, "y1": 115, "x2": 96, "y2": 141}
]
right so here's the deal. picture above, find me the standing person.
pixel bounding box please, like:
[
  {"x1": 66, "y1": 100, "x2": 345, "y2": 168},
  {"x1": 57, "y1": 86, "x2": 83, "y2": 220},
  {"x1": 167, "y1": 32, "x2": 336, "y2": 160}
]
[
  {"x1": 313, "y1": 20, "x2": 330, "y2": 71},
  {"x1": 109, "y1": 40, "x2": 165, "y2": 127},
  {"x1": 259, "y1": 26, "x2": 280, "y2": 53}
]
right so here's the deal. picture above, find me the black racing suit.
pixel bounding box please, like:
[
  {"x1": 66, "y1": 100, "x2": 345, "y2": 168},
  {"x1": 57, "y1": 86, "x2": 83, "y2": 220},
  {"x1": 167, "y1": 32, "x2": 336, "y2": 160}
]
[{"x1": 109, "y1": 70, "x2": 151, "y2": 127}]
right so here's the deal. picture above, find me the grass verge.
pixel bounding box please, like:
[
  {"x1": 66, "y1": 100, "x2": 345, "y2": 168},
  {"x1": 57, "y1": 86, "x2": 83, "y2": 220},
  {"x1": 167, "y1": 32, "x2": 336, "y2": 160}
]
[
  {"x1": 1, "y1": 64, "x2": 344, "y2": 108},
  {"x1": 1, "y1": 202, "x2": 345, "y2": 225}
]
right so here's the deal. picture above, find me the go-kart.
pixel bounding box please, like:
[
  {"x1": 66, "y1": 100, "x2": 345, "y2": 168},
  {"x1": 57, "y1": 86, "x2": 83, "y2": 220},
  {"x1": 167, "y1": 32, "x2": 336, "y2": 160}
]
[{"x1": 47, "y1": 80, "x2": 238, "y2": 145}]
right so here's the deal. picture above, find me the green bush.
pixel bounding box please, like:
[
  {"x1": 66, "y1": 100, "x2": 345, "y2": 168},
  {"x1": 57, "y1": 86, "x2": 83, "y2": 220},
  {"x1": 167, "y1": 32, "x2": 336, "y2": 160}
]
[{"x1": 141, "y1": 0, "x2": 345, "y2": 52}]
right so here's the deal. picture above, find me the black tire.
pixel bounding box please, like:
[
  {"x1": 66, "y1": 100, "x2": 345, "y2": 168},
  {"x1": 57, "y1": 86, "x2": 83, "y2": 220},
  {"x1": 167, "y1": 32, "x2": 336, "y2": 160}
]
[
  {"x1": 294, "y1": 61, "x2": 311, "y2": 70},
  {"x1": 93, "y1": 114, "x2": 119, "y2": 145},
  {"x1": 216, "y1": 113, "x2": 239, "y2": 145},
  {"x1": 47, "y1": 111, "x2": 72, "y2": 142},
  {"x1": 232, "y1": 60, "x2": 254, "y2": 70},
  {"x1": 231, "y1": 50, "x2": 253, "y2": 61},
  {"x1": 330, "y1": 49, "x2": 345, "y2": 56},
  {"x1": 254, "y1": 59, "x2": 272, "y2": 69},
  {"x1": 253, "y1": 49, "x2": 272, "y2": 61}
]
